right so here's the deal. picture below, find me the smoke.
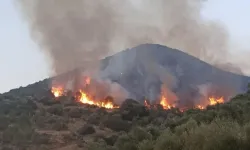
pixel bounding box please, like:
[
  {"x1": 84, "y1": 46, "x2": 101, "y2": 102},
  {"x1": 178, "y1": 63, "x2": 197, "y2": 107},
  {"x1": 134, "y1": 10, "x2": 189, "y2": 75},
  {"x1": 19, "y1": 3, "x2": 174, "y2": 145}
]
[
  {"x1": 17, "y1": 0, "x2": 247, "y2": 105},
  {"x1": 17, "y1": 0, "x2": 234, "y2": 75}
]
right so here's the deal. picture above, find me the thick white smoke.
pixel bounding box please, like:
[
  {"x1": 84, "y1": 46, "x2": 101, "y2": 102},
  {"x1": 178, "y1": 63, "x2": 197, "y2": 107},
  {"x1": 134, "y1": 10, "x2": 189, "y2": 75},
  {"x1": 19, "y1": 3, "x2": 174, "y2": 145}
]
[{"x1": 16, "y1": 0, "x2": 238, "y2": 75}]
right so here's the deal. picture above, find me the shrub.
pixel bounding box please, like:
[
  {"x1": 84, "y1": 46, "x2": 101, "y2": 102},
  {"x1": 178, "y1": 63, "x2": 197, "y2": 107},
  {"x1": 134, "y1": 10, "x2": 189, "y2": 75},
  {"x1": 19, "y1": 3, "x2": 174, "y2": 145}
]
[
  {"x1": 0, "y1": 115, "x2": 10, "y2": 130},
  {"x1": 103, "y1": 134, "x2": 118, "y2": 146},
  {"x1": 2, "y1": 124, "x2": 34, "y2": 145},
  {"x1": 243, "y1": 123, "x2": 250, "y2": 149},
  {"x1": 129, "y1": 127, "x2": 152, "y2": 142},
  {"x1": 68, "y1": 108, "x2": 82, "y2": 118},
  {"x1": 33, "y1": 115, "x2": 46, "y2": 128},
  {"x1": 182, "y1": 119, "x2": 244, "y2": 150},
  {"x1": 87, "y1": 113, "x2": 102, "y2": 125},
  {"x1": 137, "y1": 116, "x2": 150, "y2": 126},
  {"x1": 175, "y1": 118, "x2": 197, "y2": 135},
  {"x1": 146, "y1": 126, "x2": 160, "y2": 140},
  {"x1": 39, "y1": 96, "x2": 59, "y2": 106},
  {"x1": 120, "y1": 99, "x2": 149, "y2": 121},
  {"x1": 51, "y1": 121, "x2": 68, "y2": 131},
  {"x1": 86, "y1": 141, "x2": 117, "y2": 150},
  {"x1": 138, "y1": 140, "x2": 154, "y2": 150},
  {"x1": 103, "y1": 116, "x2": 132, "y2": 132},
  {"x1": 115, "y1": 134, "x2": 137, "y2": 150},
  {"x1": 0, "y1": 146, "x2": 13, "y2": 150},
  {"x1": 32, "y1": 132, "x2": 50, "y2": 145},
  {"x1": 77, "y1": 124, "x2": 96, "y2": 135},
  {"x1": 47, "y1": 104, "x2": 63, "y2": 116},
  {"x1": 154, "y1": 129, "x2": 182, "y2": 150}
]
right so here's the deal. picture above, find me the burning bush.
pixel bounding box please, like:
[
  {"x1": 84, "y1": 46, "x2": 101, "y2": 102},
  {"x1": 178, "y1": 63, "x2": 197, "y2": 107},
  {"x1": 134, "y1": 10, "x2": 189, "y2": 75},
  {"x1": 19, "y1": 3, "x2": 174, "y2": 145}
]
[
  {"x1": 50, "y1": 76, "x2": 123, "y2": 111},
  {"x1": 3, "y1": 75, "x2": 250, "y2": 149},
  {"x1": 48, "y1": 74, "x2": 231, "y2": 112}
]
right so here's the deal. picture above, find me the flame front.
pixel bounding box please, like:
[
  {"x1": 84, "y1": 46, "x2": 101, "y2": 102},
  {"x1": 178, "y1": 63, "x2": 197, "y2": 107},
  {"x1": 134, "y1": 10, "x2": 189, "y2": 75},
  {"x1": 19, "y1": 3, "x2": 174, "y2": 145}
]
[
  {"x1": 51, "y1": 87, "x2": 64, "y2": 97},
  {"x1": 196, "y1": 105, "x2": 205, "y2": 110},
  {"x1": 51, "y1": 76, "x2": 119, "y2": 109},
  {"x1": 51, "y1": 79, "x2": 225, "y2": 111},
  {"x1": 78, "y1": 90, "x2": 119, "y2": 109},
  {"x1": 195, "y1": 96, "x2": 225, "y2": 110},
  {"x1": 160, "y1": 95, "x2": 174, "y2": 109},
  {"x1": 209, "y1": 96, "x2": 224, "y2": 105}
]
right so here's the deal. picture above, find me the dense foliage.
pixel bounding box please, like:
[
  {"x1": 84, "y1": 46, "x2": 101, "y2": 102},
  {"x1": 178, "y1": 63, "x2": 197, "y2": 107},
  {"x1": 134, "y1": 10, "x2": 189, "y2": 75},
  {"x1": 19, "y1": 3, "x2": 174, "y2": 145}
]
[{"x1": 1, "y1": 86, "x2": 250, "y2": 150}]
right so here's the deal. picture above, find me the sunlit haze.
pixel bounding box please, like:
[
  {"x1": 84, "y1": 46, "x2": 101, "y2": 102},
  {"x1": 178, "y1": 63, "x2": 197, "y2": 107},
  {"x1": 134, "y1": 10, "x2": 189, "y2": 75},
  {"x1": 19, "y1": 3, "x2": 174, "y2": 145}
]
[{"x1": 0, "y1": 0, "x2": 250, "y2": 93}]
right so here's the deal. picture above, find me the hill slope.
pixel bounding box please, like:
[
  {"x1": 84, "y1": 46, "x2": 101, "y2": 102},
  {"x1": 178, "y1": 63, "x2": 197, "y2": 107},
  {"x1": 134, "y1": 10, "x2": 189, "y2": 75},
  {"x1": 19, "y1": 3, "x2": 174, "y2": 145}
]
[
  {"x1": 1, "y1": 44, "x2": 250, "y2": 150},
  {"x1": 100, "y1": 44, "x2": 250, "y2": 101},
  {"x1": 2, "y1": 44, "x2": 250, "y2": 103}
]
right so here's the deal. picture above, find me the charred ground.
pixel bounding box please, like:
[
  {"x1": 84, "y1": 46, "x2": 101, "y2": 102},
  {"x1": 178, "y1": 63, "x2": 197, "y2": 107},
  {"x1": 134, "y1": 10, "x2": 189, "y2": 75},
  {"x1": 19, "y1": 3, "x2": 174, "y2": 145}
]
[{"x1": 1, "y1": 44, "x2": 250, "y2": 150}]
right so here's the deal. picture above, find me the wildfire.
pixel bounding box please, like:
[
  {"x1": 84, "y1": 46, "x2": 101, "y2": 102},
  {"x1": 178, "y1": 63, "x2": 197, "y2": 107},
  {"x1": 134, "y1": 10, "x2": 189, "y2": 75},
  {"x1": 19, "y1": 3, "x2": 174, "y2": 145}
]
[
  {"x1": 196, "y1": 105, "x2": 205, "y2": 110},
  {"x1": 195, "y1": 96, "x2": 225, "y2": 110},
  {"x1": 209, "y1": 96, "x2": 224, "y2": 105},
  {"x1": 50, "y1": 76, "x2": 119, "y2": 109},
  {"x1": 50, "y1": 78, "x2": 225, "y2": 111},
  {"x1": 78, "y1": 90, "x2": 118, "y2": 109},
  {"x1": 51, "y1": 87, "x2": 64, "y2": 97},
  {"x1": 51, "y1": 87, "x2": 119, "y2": 109},
  {"x1": 160, "y1": 95, "x2": 174, "y2": 109}
]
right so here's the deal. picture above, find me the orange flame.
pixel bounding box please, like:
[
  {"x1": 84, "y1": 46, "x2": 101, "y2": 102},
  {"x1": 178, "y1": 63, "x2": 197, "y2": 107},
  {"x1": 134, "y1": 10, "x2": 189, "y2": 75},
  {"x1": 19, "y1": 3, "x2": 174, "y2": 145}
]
[
  {"x1": 209, "y1": 96, "x2": 224, "y2": 105},
  {"x1": 196, "y1": 96, "x2": 225, "y2": 110},
  {"x1": 78, "y1": 90, "x2": 119, "y2": 109},
  {"x1": 196, "y1": 105, "x2": 205, "y2": 110},
  {"x1": 51, "y1": 87, "x2": 64, "y2": 97},
  {"x1": 160, "y1": 95, "x2": 174, "y2": 109}
]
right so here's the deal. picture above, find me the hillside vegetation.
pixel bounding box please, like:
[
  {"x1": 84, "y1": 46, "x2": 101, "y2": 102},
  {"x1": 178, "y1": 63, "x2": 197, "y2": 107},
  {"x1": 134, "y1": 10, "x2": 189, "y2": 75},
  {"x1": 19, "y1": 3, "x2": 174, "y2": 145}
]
[{"x1": 1, "y1": 85, "x2": 250, "y2": 150}]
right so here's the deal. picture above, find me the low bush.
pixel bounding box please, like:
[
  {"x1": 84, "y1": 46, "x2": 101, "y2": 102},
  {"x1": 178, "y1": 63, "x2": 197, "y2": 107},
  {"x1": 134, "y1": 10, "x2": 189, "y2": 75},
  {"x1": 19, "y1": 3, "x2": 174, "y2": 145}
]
[
  {"x1": 47, "y1": 104, "x2": 63, "y2": 116},
  {"x1": 103, "y1": 116, "x2": 132, "y2": 132},
  {"x1": 77, "y1": 124, "x2": 96, "y2": 135}
]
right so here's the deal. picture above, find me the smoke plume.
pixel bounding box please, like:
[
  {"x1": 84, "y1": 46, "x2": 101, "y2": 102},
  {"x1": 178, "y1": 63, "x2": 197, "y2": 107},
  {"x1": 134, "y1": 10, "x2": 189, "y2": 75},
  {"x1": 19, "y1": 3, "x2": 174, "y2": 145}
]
[{"x1": 17, "y1": 0, "x2": 234, "y2": 75}]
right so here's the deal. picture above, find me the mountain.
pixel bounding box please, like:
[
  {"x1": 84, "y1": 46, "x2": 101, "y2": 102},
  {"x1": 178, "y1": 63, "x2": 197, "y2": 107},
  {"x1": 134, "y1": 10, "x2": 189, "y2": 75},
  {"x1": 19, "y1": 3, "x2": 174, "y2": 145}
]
[
  {"x1": 1, "y1": 44, "x2": 250, "y2": 149},
  {"x1": 2, "y1": 44, "x2": 250, "y2": 104},
  {"x1": 99, "y1": 44, "x2": 250, "y2": 102}
]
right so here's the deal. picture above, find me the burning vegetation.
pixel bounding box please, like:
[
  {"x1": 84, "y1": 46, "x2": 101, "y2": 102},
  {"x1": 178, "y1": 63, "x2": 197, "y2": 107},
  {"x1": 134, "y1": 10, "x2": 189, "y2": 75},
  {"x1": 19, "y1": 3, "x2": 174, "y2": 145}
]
[
  {"x1": 195, "y1": 96, "x2": 225, "y2": 110},
  {"x1": 51, "y1": 87, "x2": 64, "y2": 98},
  {"x1": 160, "y1": 95, "x2": 175, "y2": 109},
  {"x1": 1, "y1": 79, "x2": 250, "y2": 150},
  {"x1": 51, "y1": 76, "x2": 226, "y2": 111},
  {"x1": 1, "y1": 70, "x2": 249, "y2": 150},
  {"x1": 209, "y1": 96, "x2": 224, "y2": 105},
  {"x1": 76, "y1": 90, "x2": 119, "y2": 109},
  {"x1": 51, "y1": 77, "x2": 119, "y2": 109}
]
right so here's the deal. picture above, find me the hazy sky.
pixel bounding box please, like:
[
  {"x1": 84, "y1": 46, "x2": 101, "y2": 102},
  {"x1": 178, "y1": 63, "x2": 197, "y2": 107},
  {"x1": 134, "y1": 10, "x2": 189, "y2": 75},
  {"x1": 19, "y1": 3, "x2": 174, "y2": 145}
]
[{"x1": 0, "y1": 0, "x2": 250, "y2": 93}]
